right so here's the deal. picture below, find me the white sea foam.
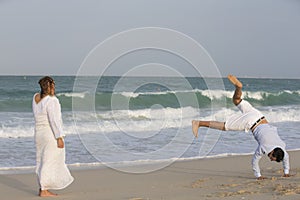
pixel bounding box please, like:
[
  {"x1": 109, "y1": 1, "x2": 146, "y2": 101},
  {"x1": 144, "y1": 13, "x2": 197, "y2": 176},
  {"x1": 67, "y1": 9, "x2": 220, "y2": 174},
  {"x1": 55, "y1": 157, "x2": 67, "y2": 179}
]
[
  {"x1": 119, "y1": 92, "x2": 139, "y2": 98},
  {"x1": 1, "y1": 105, "x2": 300, "y2": 138},
  {"x1": 263, "y1": 106, "x2": 300, "y2": 123},
  {"x1": 0, "y1": 125, "x2": 34, "y2": 138},
  {"x1": 118, "y1": 90, "x2": 176, "y2": 98},
  {"x1": 56, "y1": 92, "x2": 87, "y2": 98},
  {"x1": 200, "y1": 89, "x2": 233, "y2": 99},
  {"x1": 243, "y1": 91, "x2": 265, "y2": 100}
]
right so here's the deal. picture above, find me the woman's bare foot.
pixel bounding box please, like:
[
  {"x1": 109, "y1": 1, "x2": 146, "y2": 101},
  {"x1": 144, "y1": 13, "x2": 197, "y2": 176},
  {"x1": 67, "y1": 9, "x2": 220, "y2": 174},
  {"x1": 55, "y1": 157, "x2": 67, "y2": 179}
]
[
  {"x1": 228, "y1": 74, "x2": 243, "y2": 88},
  {"x1": 192, "y1": 120, "x2": 199, "y2": 138},
  {"x1": 39, "y1": 189, "x2": 58, "y2": 197}
]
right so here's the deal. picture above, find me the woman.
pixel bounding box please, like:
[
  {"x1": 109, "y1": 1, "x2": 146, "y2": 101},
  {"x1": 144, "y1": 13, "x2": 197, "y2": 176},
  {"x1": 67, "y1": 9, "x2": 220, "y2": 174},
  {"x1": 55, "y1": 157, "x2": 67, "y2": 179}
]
[{"x1": 32, "y1": 76, "x2": 74, "y2": 197}]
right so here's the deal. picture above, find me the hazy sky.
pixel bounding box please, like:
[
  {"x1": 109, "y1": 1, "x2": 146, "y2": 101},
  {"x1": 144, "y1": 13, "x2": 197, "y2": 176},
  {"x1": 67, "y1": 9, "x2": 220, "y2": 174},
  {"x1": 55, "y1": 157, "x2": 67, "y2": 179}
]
[{"x1": 0, "y1": 0, "x2": 300, "y2": 78}]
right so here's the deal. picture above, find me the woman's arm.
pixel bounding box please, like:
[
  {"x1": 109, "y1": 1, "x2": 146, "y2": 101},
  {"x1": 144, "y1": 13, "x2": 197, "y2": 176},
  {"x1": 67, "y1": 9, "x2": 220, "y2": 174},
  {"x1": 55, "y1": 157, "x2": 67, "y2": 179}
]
[{"x1": 47, "y1": 97, "x2": 66, "y2": 140}]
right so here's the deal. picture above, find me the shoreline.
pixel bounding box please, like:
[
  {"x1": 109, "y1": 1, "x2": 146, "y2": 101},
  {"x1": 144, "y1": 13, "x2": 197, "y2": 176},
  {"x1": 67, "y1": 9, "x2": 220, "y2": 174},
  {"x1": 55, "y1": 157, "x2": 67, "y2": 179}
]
[
  {"x1": 2, "y1": 148, "x2": 300, "y2": 175},
  {"x1": 1, "y1": 150, "x2": 299, "y2": 200}
]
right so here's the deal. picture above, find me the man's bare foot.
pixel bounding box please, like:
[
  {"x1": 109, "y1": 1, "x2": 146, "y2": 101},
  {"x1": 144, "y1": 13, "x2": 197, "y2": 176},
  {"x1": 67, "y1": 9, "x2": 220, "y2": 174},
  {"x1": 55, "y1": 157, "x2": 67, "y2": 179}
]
[
  {"x1": 192, "y1": 120, "x2": 199, "y2": 138},
  {"x1": 228, "y1": 74, "x2": 243, "y2": 88},
  {"x1": 257, "y1": 176, "x2": 268, "y2": 180},
  {"x1": 39, "y1": 190, "x2": 58, "y2": 197}
]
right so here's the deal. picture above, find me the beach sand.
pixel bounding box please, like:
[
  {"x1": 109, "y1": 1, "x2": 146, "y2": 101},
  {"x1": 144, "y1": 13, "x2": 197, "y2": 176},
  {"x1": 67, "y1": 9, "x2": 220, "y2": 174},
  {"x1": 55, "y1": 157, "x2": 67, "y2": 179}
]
[{"x1": 0, "y1": 150, "x2": 299, "y2": 200}]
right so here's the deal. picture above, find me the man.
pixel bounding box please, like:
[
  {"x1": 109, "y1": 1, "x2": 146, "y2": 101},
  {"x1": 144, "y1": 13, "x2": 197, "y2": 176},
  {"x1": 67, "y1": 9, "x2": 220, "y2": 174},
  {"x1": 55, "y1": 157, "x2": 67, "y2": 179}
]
[{"x1": 192, "y1": 75, "x2": 290, "y2": 180}]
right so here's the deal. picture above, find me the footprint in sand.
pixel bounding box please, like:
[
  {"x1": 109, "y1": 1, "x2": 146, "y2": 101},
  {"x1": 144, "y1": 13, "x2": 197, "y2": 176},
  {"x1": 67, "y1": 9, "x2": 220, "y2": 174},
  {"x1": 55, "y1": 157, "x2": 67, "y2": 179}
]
[
  {"x1": 274, "y1": 184, "x2": 300, "y2": 195},
  {"x1": 191, "y1": 179, "x2": 207, "y2": 188}
]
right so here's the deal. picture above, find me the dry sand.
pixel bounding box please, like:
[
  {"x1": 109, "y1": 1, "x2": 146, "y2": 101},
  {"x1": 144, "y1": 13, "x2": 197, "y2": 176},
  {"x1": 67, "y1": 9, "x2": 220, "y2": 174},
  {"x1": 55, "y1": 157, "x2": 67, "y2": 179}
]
[{"x1": 0, "y1": 150, "x2": 299, "y2": 200}]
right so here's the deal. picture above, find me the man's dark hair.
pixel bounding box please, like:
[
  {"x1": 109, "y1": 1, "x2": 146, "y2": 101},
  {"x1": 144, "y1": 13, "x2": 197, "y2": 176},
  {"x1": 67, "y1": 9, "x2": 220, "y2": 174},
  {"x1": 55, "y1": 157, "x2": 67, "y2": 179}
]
[{"x1": 273, "y1": 147, "x2": 284, "y2": 162}]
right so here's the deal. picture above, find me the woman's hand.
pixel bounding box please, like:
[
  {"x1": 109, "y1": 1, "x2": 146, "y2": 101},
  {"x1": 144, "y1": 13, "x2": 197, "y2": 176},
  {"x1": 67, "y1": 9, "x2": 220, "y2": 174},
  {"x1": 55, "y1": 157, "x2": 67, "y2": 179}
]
[{"x1": 57, "y1": 138, "x2": 64, "y2": 148}]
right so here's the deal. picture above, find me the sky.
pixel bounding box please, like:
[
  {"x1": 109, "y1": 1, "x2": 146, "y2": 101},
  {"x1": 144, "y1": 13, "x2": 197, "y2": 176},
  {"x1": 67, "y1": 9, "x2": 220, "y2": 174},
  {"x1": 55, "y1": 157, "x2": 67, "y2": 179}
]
[{"x1": 0, "y1": 0, "x2": 300, "y2": 78}]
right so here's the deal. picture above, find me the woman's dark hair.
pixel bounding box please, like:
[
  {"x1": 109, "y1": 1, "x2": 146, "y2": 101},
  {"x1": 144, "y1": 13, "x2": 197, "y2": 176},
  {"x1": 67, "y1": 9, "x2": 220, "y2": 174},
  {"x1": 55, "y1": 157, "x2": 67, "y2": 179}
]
[
  {"x1": 272, "y1": 147, "x2": 284, "y2": 162},
  {"x1": 38, "y1": 76, "x2": 55, "y2": 97}
]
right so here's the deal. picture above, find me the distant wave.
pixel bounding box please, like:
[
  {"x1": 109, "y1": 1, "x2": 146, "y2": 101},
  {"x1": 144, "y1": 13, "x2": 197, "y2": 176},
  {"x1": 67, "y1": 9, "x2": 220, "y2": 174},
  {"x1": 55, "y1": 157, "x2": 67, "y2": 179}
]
[
  {"x1": 59, "y1": 89, "x2": 300, "y2": 101},
  {"x1": 1, "y1": 89, "x2": 300, "y2": 112},
  {"x1": 55, "y1": 89, "x2": 300, "y2": 110},
  {"x1": 55, "y1": 90, "x2": 259, "y2": 99}
]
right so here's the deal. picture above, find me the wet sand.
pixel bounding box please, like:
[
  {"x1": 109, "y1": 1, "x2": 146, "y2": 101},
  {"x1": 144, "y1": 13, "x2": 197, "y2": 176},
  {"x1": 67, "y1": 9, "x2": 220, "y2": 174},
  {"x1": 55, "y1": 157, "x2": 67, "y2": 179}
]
[{"x1": 0, "y1": 150, "x2": 299, "y2": 200}]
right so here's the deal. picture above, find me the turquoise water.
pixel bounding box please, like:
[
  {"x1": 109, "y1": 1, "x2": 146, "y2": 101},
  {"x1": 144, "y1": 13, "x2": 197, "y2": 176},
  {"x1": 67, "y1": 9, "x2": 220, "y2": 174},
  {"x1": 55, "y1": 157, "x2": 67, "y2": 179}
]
[
  {"x1": 1, "y1": 76, "x2": 300, "y2": 111},
  {"x1": 0, "y1": 76, "x2": 300, "y2": 171}
]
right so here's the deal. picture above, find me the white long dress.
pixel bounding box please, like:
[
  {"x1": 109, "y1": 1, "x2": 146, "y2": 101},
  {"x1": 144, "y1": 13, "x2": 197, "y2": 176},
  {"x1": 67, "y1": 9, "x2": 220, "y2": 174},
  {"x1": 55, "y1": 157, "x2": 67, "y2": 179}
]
[{"x1": 32, "y1": 93, "x2": 74, "y2": 190}]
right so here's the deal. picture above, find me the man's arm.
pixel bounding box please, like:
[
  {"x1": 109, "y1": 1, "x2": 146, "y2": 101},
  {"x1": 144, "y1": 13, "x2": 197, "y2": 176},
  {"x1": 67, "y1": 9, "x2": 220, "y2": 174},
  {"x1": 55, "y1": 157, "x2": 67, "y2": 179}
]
[
  {"x1": 283, "y1": 150, "x2": 290, "y2": 177},
  {"x1": 252, "y1": 147, "x2": 264, "y2": 179}
]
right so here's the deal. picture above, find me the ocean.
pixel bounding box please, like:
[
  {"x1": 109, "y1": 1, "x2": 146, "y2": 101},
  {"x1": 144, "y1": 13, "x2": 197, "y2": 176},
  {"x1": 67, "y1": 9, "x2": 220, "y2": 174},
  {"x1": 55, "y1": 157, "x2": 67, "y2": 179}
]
[{"x1": 0, "y1": 76, "x2": 300, "y2": 173}]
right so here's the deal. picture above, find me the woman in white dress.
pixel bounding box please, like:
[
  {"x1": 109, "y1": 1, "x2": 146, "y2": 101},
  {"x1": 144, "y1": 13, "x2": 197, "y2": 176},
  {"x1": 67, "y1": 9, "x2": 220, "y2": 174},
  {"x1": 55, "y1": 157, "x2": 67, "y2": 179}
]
[{"x1": 32, "y1": 76, "x2": 74, "y2": 197}]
